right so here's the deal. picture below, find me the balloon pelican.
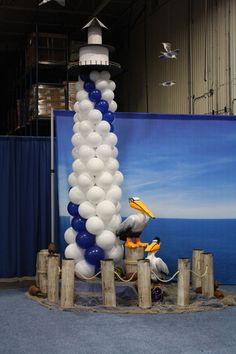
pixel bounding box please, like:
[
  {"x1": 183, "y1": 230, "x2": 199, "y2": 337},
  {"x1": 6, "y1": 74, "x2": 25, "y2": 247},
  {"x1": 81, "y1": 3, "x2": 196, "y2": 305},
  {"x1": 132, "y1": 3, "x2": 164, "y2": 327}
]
[
  {"x1": 145, "y1": 237, "x2": 169, "y2": 282},
  {"x1": 116, "y1": 197, "x2": 155, "y2": 248}
]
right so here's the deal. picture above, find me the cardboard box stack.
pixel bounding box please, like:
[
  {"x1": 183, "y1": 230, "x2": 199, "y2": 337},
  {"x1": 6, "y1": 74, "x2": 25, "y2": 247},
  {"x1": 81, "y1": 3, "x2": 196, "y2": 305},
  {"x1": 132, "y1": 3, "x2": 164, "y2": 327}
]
[
  {"x1": 29, "y1": 84, "x2": 65, "y2": 118},
  {"x1": 67, "y1": 81, "x2": 77, "y2": 110}
]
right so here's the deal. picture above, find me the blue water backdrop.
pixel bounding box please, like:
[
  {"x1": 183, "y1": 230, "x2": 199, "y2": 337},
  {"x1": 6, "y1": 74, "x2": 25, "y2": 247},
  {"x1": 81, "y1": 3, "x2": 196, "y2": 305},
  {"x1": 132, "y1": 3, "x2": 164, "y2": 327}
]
[{"x1": 60, "y1": 216, "x2": 236, "y2": 284}]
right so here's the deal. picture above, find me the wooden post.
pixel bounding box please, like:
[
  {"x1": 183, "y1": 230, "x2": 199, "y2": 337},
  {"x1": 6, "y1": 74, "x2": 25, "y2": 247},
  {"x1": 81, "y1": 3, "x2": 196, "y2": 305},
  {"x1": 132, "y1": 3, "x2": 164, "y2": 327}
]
[
  {"x1": 35, "y1": 252, "x2": 39, "y2": 287},
  {"x1": 47, "y1": 254, "x2": 60, "y2": 303},
  {"x1": 60, "y1": 259, "x2": 75, "y2": 308},
  {"x1": 37, "y1": 249, "x2": 48, "y2": 294},
  {"x1": 201, "y1": 253, "x2": 214, "y2": 297},
  {"x1": 101, "y1": 259, "x2": 116, "y2": 307},
  {"x1": 137, "y1": 259, "x2": 152, "y2": 309},
  {"x1": 177, "y1": 258, "x2": 190, "y2": 306},
  {"x1": 125, "y1": 246, "x2": 144, "y2": 278},
  {"x1": 192, "y1": 249, "x2": 204, "y2": 288}
]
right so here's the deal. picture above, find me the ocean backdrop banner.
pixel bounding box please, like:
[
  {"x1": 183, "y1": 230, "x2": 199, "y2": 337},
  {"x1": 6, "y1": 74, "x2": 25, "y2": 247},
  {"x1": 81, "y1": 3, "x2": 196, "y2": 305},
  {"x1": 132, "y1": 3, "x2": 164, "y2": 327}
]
[{"x1": 55, "y1": 111, "x2": 236, "y2": 284}]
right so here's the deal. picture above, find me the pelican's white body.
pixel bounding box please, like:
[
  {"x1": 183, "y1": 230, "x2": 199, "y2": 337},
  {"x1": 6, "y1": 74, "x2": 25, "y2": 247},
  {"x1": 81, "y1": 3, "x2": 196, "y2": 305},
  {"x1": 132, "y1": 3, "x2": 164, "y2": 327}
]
[
  {"x1": 117, "y1": 210, "x2": 149, "y2": 235},
  {"x1": 146, "y1": 252, "x2": 169, "y2": 282}
]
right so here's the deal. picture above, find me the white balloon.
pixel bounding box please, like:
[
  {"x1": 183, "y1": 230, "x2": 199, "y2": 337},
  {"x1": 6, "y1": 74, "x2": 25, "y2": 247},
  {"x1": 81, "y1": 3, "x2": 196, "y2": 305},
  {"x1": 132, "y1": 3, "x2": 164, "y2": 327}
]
[
  {"x1": 87, "y1": 132, "x2": 102, "y2": 148},
  {"x1": 78, "y1": 145, "x2": 95, "y2": 161},
  {"x1": 105, "y1": 244, "x2": 124, "y2": 263},
  {"x1": 115, "y1": 202, "x2": 121, "y2": 214},
  {"x1": 107, "y1": 80, "x2": 116, "y2": 91},
  {"x1": 76, "y1": 90, "x2": 88, "y2": 102},
  {"x1": 96, "y1": 230, "x2": 116, "y2": 251},
  {"x1": 77, "y1": 173, "x2": 94, "y2": 191},
  {"x1": 87, "y1": 158, "x2": 105, "y2": 176},
  {"x1": 65, "y1": 243, "x2": 84, "y2": 260},
  {"x1": 64, "y1": 227, "x2": 77, "y2": 244},
  {"x1": 72, "y1": 147, "x2": 80, "y2": 159},
  {"x1": 96, "y1": 121, "x2": 110, "y2": 136},
  {"x1": 72, "y1": 158, "x2": 86, "y2": 174},
  {"x1": 113, "y1": 171, "x2": 124, "y2": 186},
  {"x1": 73, "y1": 102, "x2": 80, "y2": 113},
  {"x1": 87, "y1": 186, "x2": 105, "y2": 204},
  {"x1": 109, "y1": 100, "x2": 117, "y2": 112},
  {"x1": 73, "y1": 113, "x2": 80, "y2": 123},
  {"x1": 96, "y1": 200, "x2": 116, "y2": 221},
  {"x1": 73, "y1": 121, "x2": 80, "y2": 133},
  {"x1": 79, "y1": 201, "x2": 96, "y2": 219},
  {"x1": 105, "y1": 158, "x2": 119, "y2": 174},
  {"x1": 95, "y1": 171, "x2": 113, "y2": 190},
  {"x1": 71, "y1": 133, "x2": 86, "y2": 147},
  {"x1": 89, "y1": 70, "x2": 100, "y2": 81},
  {"x1": 87, "y1": 109, "x2": 103, "y2": 124},
  {"x1": 75, "y1": 81, "x2": 84, "y2": 91},
  {"x1": 104, "y1": 132, "x2": 118, "y2": 147},
  {"x1": 95, "y1": 79, "x2": 108, "y2": 91},
  {"x1": 86, "y1": 216, "x2": 104, "y2": 235},
  {"x1": 101, "y1": 89, "x2": 114, "y2": 103},
  {"x1": 106, "y1": 185, "x2": 122, "y2": 203},
  {"x1": 78, "y1": 99, "x2": 94, "y2": 113},
  {"x1": 95, "y1": 144, "x2": 113, "y2": 161},
  {"x1": 68, "y1": 172, "x2": 78, "y2": 187},
  {"x1": 78, "y1": 120, "x2": 93, "y2": 136},
  {"x1": 112, "y1": 146, "x2": 118, "y2": 158},
  {"x1": 75, "y1": 259, "x2": 95, "y2": 279},
  {"x1": 100, "y1": 71, "x2": 111, "y2": 81},
  {"x1": 69, "y1": 186, "x2": 86, "y2": 204},
  {"x1": 106, "y1": 214, "x2": 122, "y2": 233}
]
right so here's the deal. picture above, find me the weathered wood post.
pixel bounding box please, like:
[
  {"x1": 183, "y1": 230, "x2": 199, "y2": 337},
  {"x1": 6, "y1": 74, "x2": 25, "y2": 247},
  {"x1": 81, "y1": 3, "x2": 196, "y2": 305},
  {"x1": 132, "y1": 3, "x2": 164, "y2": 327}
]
[
  {"x1": 192, "y1": 249, "x2": 204, "y2": 289},
  {"x1": 60, "y1": 259, "x2": 75, "y2": 308},
  {"x1": 101, "y1": 259, "x2": 116, "y2": 307},
  {"x1": 137, "y1": 259, "x2": 152, "y2": 309},
  {"x1": 125, "y1": 246, "x2": 144, "y2": 279},
  {"x1": 47, "y1": 254, "x2": 60, "y2": 303},
  {"x1": 177, "y1": 258, "x2": 190, "y2": 306},
  {"x1": 201, "y1": 253, "x2": 214, "y2": 297},
  {"x1": 35, "y1": 252, "x2": 39, "y2": 287},
  {"x1": 37, "y1": 249, "x2": 49, "y2": 295}
]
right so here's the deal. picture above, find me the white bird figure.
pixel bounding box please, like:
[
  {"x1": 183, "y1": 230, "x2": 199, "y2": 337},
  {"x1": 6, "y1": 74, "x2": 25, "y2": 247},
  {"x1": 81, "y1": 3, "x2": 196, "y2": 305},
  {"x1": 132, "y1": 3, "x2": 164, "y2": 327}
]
[
  {"x1": 160, "y1": 80, "x2": 176, "y2": 87},
  {"x1": 39, "y1": 0, "x2": 65, "y2": 6},
  {"x1": 116, "y1": 197, "x2": 155, "y2": 248},
  {"x1": 159, "y1": 42, "x2": 180, "y2": 59},
  {"x1": 145, "y1": 238, "x2": 169, "y2": 282}
]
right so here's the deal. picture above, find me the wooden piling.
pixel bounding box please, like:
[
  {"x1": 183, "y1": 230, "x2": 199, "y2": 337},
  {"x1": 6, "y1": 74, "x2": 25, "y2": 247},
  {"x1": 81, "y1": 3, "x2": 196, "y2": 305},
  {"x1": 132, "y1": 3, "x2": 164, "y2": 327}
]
[
  {"x1": 125, "y1": 246, "x2": 144, "y2": 279},
  {"x1": 137, "y1": 259, "x2": 152, "y2": 309},
  {"x1": 192, "y1": 249, "x2": 204, "y2": 289},
  {"x1": 60, "y1": 259, "x2": 75, "y2": 308},
  {"x1": 201, "y1": 253, "x2": 214, "y2": 297},
  {"x1": 47, "y1": 254, "x2": 60, "y2": 303},
  {"x1": 37, "y1": 249, "x2": 48, "y2": 294},
  {"x1": 101, "y1": 259, "x2": 116, "y2": 307},
  {"x1": 177, "y1": 258, "x2": 190, "y2": 306}
]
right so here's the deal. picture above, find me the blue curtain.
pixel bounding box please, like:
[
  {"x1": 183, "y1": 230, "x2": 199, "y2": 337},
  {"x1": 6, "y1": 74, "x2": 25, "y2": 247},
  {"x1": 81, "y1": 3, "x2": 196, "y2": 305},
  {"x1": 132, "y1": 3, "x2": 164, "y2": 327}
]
[{"x1": 0, "y1": 136, "x2": 55, "y2": 277}]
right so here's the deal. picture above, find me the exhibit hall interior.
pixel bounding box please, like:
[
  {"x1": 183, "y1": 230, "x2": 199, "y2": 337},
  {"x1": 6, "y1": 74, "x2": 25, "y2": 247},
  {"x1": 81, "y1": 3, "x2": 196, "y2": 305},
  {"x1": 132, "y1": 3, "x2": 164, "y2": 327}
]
[{"x1": 0, "y1": 1, "x2": 236, "y2": 354}]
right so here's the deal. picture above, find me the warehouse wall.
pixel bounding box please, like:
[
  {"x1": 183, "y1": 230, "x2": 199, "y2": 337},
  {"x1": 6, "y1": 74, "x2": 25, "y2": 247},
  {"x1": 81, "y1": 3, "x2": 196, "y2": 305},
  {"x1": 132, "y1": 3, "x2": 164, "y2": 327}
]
[{"x1": 117, "y1": 0, "x2": 236, "y2": 115}]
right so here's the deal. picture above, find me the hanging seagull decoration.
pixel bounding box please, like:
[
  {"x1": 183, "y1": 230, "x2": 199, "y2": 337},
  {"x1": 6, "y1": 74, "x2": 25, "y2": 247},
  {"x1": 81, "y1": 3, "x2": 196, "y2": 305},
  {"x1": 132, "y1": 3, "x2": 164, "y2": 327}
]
[
  {"x1": 159, "y1": 42, "x2": 180, "y2": 59},
  {"x1": 39, "y1": 0, "x2": 65, "y2": 6},
  {"x1": 160, "y1": 80, "x2": 176, "y2": 87}
]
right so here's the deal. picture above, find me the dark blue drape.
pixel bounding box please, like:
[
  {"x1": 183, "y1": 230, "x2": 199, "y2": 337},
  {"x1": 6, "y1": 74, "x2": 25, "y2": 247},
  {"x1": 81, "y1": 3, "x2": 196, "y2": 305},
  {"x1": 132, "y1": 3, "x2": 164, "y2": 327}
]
[{"x1": 0, "y1": 136, "x2": 54, "y2": 277}]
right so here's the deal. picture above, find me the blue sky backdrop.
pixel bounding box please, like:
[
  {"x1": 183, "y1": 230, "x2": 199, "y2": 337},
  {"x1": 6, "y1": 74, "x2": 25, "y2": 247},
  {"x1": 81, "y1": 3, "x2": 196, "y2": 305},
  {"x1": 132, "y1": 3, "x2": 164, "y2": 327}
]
[{"x1": 56, "y1": 112, "x2": 236, "y2": 219}]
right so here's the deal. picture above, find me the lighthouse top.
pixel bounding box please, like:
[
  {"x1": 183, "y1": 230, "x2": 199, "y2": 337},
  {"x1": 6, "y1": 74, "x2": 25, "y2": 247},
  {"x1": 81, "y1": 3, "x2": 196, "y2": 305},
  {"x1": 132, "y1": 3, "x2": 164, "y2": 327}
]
[{"x1": 82, "y1": 17, "x2": 108, "y2": 45}]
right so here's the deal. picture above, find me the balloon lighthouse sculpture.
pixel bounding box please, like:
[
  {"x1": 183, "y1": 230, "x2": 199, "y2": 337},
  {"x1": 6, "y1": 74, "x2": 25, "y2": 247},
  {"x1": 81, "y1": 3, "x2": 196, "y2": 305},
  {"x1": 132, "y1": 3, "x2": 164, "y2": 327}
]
[{"x1": 64, "y1": 18, "x2": 124, "y2": 279}]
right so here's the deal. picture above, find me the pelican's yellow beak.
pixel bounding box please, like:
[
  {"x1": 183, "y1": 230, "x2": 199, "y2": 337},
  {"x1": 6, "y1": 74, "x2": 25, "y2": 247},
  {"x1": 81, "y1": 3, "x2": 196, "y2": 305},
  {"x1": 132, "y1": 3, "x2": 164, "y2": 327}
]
[
  {"x1": 145, "y1": 241, "x2": 161, "y2": 252},
  {"x1": 129, "y1": 198, "x2": 155, "y2": 218}
]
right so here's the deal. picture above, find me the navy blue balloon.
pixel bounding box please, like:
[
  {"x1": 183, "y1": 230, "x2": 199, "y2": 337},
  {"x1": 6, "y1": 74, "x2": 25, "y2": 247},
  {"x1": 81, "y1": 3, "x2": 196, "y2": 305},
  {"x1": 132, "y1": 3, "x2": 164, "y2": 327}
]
[
  {"x1": 80, "y1": 73, "x2": 89, "y2": 81},
  {"x1": 95, "y1": 100, "x2": 109, "y2": 113},
  {"x1": 110, "y1": 123, "x2": 114, "y2": 132},
  {"x1": 67, "y1": 202, "x2": 79, "y2": 217},
  {"x1": 89, "y1": 89, "x2": 101, "y2": 103},
  {"x1": 76, "y1": 231, "x2": 95, "y2": 249},
  {"x1": 85, "y1": 245, "x2": 105, "y2": 266},
  {"x1": 71, "y1": 216, "x2": 86, "y2": 232},
  {"x1": 84, "y1": 81, "x2": 95, "y2": 93},
  {"x1": 103, "y1": 111, "x2": 114, "y2": 124}
]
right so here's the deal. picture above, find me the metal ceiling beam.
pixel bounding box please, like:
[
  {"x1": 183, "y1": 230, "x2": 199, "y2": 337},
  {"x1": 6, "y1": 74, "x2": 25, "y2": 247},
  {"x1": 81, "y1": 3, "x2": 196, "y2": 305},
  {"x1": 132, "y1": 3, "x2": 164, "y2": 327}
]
[{"x1": 92, "y1": 0, "x2": 112, "y2": 17}]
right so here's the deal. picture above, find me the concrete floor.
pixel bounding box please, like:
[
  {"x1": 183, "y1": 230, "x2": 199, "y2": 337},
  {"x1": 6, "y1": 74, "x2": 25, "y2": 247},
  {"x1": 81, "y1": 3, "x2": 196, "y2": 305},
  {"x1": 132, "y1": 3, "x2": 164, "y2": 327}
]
[{"x1": 0, "y1": 287, "x2": 236, "y2": 354}]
